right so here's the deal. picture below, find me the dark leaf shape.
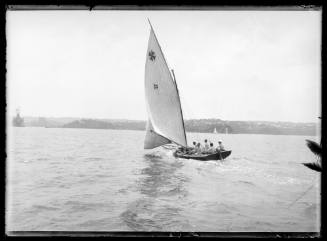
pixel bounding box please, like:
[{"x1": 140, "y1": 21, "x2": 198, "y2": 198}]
[
  {"x1": 302, "y1": 162, "x2": 322, "y2": 172},
  {"x1": 305, "y1": 139, "x2": 321, "y2": 156}
]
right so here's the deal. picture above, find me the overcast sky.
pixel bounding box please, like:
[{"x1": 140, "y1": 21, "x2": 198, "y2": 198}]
[{"x1": 7, "y1": 10, "x2": 321, "y2": 122}]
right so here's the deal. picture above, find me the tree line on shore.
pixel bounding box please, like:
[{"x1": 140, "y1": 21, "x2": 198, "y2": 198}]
[{"x1": 20, "y1": 117, "x2": 317, "y2": 136}]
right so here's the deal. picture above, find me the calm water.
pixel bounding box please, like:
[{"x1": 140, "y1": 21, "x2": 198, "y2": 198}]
[{"x1": 6, "y1": 127, "x2": 320, "y2": 232}]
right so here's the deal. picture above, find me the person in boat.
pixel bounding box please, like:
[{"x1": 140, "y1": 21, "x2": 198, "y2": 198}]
[
  {"x1": 208, "y1": 143, "x2": 216, "y2": 153},
  {"x1": 185, "y1": 142, "x2": 197, "y2": 154},
  {"x1": 217, "y1": 140, "x2": 225, "y2": 152},
  {"x1": 195, "y1": 142, "x2": 203, "y2": 154},
  {"x1": 177, "y1": 143, "x2": 197, "y2": 155},
  {"x1": 202, "y1": 142, "x2": 215, "y2": 154},
  {"x1": 178, "y1": 146, "x2": 194, "y2": 154},
  {"x1": 186, "y1": 147, "x2": 195, "y2": 154},
  {"x1": 192, "y1": 141, "x2": 197, "y2": 149},
  {"x1": 177, "y1": 146, "x2": 185, "y2": 153},
  {"x1": 204, "y1": 139, "x2": 209, "y2": 151}
]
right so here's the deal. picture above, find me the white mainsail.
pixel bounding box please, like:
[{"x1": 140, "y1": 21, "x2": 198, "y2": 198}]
[
  {"x1": 144, "y1": 22, "x2": 187, "y2": 149},
  {"x1": 213, "y1": 128, "x2": 217, "y2": 134}
]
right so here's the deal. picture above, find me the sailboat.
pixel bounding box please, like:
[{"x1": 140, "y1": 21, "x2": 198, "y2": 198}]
[
  {"x1": 213, "y1": 128, "x2": 217, "y2": 134},
  {"x1": 144, "y1": 20, "x2": 231, "y2": 161}
]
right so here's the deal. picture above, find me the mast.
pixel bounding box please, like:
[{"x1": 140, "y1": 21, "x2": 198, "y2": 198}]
[{"x1": 171, "y1": 69, "x2": 187, "y2": 146}]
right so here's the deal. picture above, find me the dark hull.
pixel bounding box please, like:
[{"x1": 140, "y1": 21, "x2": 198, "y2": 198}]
[{"x1": 174, "y1": 150, "x2": 232, "y2": 161}]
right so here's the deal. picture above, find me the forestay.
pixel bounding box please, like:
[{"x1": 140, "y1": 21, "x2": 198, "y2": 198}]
[{"x1": 144, "y1": 23, "x2": 187, "y2": 149}]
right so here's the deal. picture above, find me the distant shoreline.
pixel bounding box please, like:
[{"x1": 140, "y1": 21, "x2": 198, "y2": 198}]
[
  {"x1": 15, "y1": 126, "x2": 318, "y2": 137},
  {"x1": 15, "y1": 116, "x2": 318, "y2": 125},
  {"x1": 12, "y1": 116, "x2": 318, "y2": 136}
]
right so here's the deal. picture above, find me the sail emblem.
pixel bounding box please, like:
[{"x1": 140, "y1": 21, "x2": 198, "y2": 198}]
[{"x1": 148, "y1": 50, "x2": 156, "y2": 61}]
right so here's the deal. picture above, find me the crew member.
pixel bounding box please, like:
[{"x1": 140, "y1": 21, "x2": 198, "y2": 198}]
[
  {"x1": 192, "y1": 141, "x2": 197, "y2": 149},
  {"x1": 195, "y1": 143, "x2": 203, "y2": 154},
  {"x1": 208, "y1": 143, "x2": 216, "y2": 153},
  {"x1": 217, "y1": 140, "x2": 225, "y2": 151},
  {"x1": 204, "y1": 139, "x2": 209, "y2": 151}
]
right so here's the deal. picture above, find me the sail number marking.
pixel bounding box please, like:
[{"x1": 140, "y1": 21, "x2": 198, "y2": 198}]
[{"x1": 149, "y1": 50, "x2": 156, "y2": 61}]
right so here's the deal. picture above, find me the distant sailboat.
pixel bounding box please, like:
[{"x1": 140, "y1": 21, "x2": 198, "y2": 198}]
[
  {"x1": 144, "y1": 20, "x2": 231, "y2": 161},
  {"x1": 213, "y1": 128, "x2": 217, "y2": 134}
]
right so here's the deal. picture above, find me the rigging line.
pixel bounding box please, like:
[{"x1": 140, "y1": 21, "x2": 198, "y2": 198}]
[
  {"x1": 287, "y1": 177, "x2": 317, "y2": 209},
  {"x1": 176, "y1": 81, "x2": 202, "y2": 143},
  {"x1": 171, "y1": 69, "x2": 187, "y2": 147},
  {"x1": 181, "y1": 87, "x2": 221, "y2": 148},
  {"x1": 180, "y1": 91, "x2": 201, "y2": 144}
]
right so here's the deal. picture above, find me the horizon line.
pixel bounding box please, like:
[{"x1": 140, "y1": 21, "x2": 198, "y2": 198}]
[{"x1": 9, "y1": 115, "x2": 320, "y2": 124}]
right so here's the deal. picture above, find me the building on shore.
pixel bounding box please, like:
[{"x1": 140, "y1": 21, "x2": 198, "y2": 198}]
[{"x1": 12, "y1": 109, "x2": 24, "y2": 127}]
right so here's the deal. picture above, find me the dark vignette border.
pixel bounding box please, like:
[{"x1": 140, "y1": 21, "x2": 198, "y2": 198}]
[{"x1": 2, "y1": 1, "x2": 325, "y2": 239}]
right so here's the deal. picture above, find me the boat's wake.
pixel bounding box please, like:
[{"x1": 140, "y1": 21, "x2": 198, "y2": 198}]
[{"x1": 144, "y1": 153, "x2": 163, "y2": 159}]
